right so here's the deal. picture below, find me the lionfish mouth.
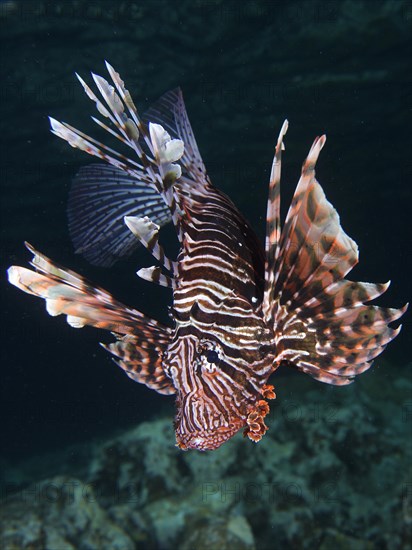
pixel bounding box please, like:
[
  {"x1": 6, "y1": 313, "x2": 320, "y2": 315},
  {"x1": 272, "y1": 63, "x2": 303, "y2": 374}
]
[{"x1": 176, "y1": 423, "x2": 243, "y2": 451}]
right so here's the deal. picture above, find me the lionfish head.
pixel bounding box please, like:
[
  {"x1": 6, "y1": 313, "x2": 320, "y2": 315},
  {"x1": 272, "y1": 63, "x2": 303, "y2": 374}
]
[{"x1": 165, "y1": 334, "x2": 253, "y2": 451}]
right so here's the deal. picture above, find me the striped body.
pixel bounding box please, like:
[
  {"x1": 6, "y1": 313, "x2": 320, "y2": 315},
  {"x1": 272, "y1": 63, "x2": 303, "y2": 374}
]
[
  {"x1": 169, "y1": 180, "x2": 275, "y2": 449},
  {"x1": 8, "y1": 63, "x2": 407, "y2": 451}
]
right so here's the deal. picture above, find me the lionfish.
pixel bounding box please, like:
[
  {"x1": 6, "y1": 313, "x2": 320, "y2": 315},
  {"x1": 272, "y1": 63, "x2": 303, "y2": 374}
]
[{"x1": 8, "y1": 62, "x2": 407, "y2": 451}]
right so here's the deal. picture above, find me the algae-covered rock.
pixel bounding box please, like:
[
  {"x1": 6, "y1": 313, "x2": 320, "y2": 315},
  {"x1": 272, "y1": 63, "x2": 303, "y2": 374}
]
[
  {"x1": 319, "y1": 528, "x2": 374, "y2": 550},
  {"x1": 87, "y1": 419, "x2": 188, "y2": 504},
  {"x1": 181, "y1": 514, "x2": 255, "y2": 550},
  {"x1": 0, "y1": 476, "x2": 135, "y2": 550}
]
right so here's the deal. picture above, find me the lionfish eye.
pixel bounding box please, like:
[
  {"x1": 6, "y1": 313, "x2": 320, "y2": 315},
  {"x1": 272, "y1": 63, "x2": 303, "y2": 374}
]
[{"x1": 206, "y1": 350, "x2": 220, "y2": 364}]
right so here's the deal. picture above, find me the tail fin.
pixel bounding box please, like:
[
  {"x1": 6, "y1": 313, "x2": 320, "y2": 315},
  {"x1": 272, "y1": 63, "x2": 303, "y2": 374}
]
[
  {"x1": 263, "y1": 126, "x2": 407, "y2": 385},
  {"x1": 68, "y1": 163, "x2": 172, "y2": 267},
  {"x1": 8, "y1": 243, "x2": 175, "y2": 395}
]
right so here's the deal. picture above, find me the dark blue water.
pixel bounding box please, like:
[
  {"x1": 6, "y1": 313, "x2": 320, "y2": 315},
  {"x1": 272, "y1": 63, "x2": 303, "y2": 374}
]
[{"x1": 1, "y1": 1, "x2": 411, "y2": 548}]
